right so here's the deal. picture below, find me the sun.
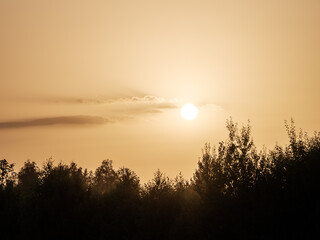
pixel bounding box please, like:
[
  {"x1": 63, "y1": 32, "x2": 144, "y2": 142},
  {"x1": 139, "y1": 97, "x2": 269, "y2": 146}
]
[{"x1": 180, "y1": 103, "x2": 198, "y2": 120}]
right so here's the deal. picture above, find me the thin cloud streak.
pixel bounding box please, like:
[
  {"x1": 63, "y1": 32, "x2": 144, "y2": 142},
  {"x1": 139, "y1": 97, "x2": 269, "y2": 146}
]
[
  {"x1": 44, "y1": 95, "x2": 223, "y2": 112},
  {"x1": 48, "y1": 95, "x2": 178, "y2": 106},
  {"x1": 46, "y1": 95, "x2": 224, "y2": 110},
  {"x1": 46, "y1": 95, "x2": 180, "y2": 115},
  {"x1": 0, "y1": 116, "x2": 111, "y2": 129}
]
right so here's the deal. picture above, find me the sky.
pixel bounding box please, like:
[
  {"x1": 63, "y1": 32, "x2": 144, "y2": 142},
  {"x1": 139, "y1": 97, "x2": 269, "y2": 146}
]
[{"x1": 1, "y1": 0, "x2": 320, "y2": 182}]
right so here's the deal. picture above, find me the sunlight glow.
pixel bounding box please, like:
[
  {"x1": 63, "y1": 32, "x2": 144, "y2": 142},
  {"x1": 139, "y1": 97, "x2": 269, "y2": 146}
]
[{"x1": 180, "y1": 104, "x2": 198, "y2": 120}]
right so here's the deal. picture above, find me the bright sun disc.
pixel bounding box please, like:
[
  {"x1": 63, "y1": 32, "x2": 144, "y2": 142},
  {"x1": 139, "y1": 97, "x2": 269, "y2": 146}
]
[{"x1": 180, "y1": 104, "x2": 198, "y2": 120}]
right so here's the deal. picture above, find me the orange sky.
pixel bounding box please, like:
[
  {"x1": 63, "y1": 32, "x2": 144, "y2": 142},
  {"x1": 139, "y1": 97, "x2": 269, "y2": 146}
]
[{"x1": 1, "y1": 0, "x2": 320, "y2": 182}]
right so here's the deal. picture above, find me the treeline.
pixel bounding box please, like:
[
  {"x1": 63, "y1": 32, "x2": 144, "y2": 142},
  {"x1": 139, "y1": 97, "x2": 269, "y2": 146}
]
[{"x1": 1, "y1": 119, "x2": 320, "y2": 239}]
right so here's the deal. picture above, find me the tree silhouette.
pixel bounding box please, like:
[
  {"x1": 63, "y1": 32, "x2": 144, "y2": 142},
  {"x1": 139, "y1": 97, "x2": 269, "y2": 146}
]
[
  {"x1": 18, "y1": 160, "x2": 40, "y2": 197},
  {"x1": 93, "y1": 159, "x2": 118, "y2": 195},
  {"x1": 0, "y1": 159, "x2": 19, "y2": 239},
  {"x1": 0, "y1": 159, "x2": 16, "y2": 189},
  {"x1": 0, "y1": 119, "x2": 319, "y2": 239}
]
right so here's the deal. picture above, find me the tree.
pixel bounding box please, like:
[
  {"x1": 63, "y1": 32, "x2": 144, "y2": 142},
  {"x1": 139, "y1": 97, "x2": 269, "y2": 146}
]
[
  {"x1": 0, "y1": 159, "x2": 16, "y2": 189},
  {"x1": 173, "y1": 172, "x2": 188, "y2": 192},
  {"x1": 93, "y1": 159, "x2": 118, "y2": 195},
  {"x1": 192, "y1": 143, "x2": 224, "y2": 200},
  {"x1": 193, "y1": 118, "x2": 260, "y2": 200},
  {"x1": 18, "y1": 160, "x2": 40, "y2": 197},
  {"x1": 117, "y1": 167, "x2": 140, "y2": 192},
  {"x1": 222, "y1": 118, "x2": 259, "y2": 196},
  {"x1": 144, "y1": 169, "x2": 173, "y2": 199}
]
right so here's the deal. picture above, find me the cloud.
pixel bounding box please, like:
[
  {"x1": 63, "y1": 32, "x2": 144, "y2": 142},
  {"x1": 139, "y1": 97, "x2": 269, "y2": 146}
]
[
  {"x1": 49, "y1": 95, "x2": 178, "y2": 106},
  {"x1": 49, "y1": 95, "x2": 223, "y2": 111},
  {"x1": 46, "y1": 95, "x2": 179, "y2": 115},
  {"x1": 0, "y1": 115, "x2": 111, "y2": 129}
]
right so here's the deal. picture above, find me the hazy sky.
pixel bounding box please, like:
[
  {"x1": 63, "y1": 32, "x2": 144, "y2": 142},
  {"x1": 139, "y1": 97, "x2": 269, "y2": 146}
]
[{"x1": 1, "y1": 0, "x2": 320, "y2": 182}]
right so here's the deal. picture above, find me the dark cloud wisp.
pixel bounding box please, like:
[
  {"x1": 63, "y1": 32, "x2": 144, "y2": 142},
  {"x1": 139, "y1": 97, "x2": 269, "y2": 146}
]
[{"x1": 0, "y1": 115, "x2": 110, "y2": 129}]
